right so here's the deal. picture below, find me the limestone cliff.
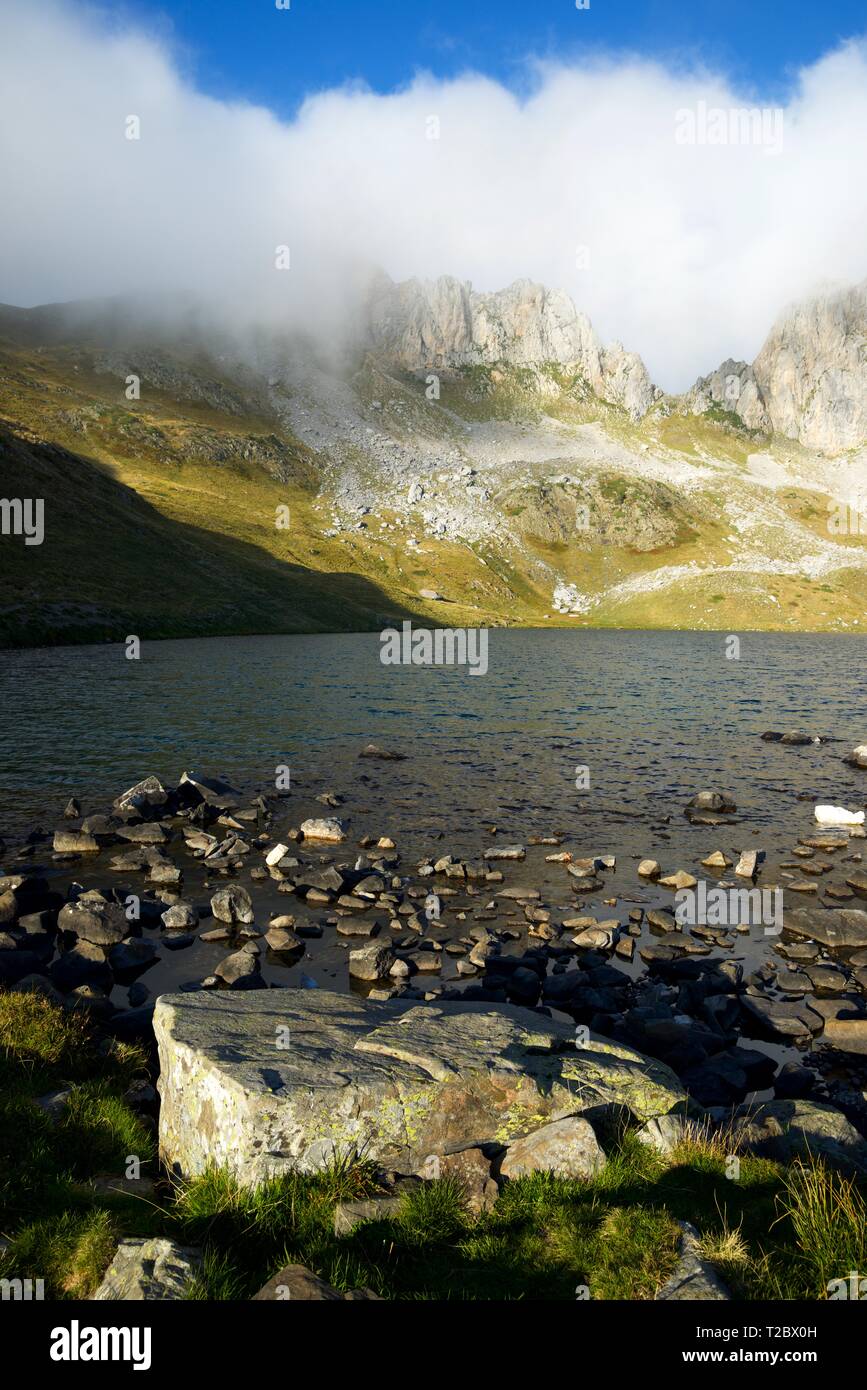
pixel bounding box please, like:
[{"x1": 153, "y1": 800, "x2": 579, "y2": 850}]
[
  {"x1": 689, "y1": 282, "x2": 867, "y2": 454},
  {"x1": 365, "y1": 274, "x2": 658, "y2": 420}
]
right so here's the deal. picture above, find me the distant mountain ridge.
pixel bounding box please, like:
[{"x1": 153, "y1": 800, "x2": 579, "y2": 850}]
[
  {"x1": 3, "y1": 275, "x2": 866, "y2": 454},
  {"x1": 365, "y1": 274, "x2": 659, "y2": 422},
  {"x1": 364, "y1": 274, "x2": 867, "y2": 455}
]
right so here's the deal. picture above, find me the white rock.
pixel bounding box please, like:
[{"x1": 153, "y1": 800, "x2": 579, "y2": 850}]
[
  {"x1": 265, "y1": 842, "x2": 290, "y2": 866},
  {"x1": 815, "y1": 805, "x2": 865, "y2": 826},
  {"x1": 300, "y1": 817, "x2": 345, "y2": 842}
]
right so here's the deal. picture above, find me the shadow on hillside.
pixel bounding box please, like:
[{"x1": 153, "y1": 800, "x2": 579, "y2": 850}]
[{"x1": 0, "y1": 424, "x2": 426, "y2": 648}]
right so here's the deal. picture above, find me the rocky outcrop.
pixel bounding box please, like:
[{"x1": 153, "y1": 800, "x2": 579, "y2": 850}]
[
  {"x1": 154, "y1": 990, "x2": 685, "y2": 1186},
  {"x1": 92, "y1": 1239, "x2": 202, "y2": 1300},
  {"x1": 654, "y1": 1221, "x2": 731, "y2": 1301},
  {"x1": 752, "y1": 282, "x2": 867, "y2": 453},
  {"x1": 365, "y1": 275, "x2": 657, "y2": 420},
  {"x1": 687, "y1": 358, "x2": 770, "y2": 433},
  {"x1": 689, "y1": 282, "x2": 867, "y2": 454}
]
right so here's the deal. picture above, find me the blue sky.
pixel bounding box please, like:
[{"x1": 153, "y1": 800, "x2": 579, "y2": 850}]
[
  {"x1": 5, "y1": 0, "x2": 866, "y2": 382},
  {"x1": 129, "y1": 0, "x2": 867, "y2": 115}
]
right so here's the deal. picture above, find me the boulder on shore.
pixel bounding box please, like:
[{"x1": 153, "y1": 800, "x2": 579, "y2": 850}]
[
  {"x1": 729, "y1": 1099, "x2": 867, "y2": 1174},
  {"x1": 92, "y1": 1239, "x2": 201, "y2": 1300},
  {"x1": 154, "y1": 990, "x2": 686, "y2": 1187}
]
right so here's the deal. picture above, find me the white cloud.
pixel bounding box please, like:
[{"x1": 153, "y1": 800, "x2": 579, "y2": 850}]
[{"x1": 1, "y1": 0, "x2": 866, "y2": 389}]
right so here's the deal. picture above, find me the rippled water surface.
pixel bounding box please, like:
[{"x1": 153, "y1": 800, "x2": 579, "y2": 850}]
[
  {"x1": 2, "y1": 629, "x2": 866, "y2": 1068},
  {"x1": 1, "y1": 629, "x2": 865, "y2": 841}
]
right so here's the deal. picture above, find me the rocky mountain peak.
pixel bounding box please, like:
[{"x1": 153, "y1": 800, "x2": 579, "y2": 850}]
[
  {"x1": 365, "y1": 273, "x2": 658, "y2": 420},
  {"x1": 690, "y1": 281, "x2": 867, "y2": 454}
]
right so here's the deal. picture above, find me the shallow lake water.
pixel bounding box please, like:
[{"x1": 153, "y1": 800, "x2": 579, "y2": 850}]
[{"x1": 1, "y1": 628, "x2": 866, "y2": 1081}]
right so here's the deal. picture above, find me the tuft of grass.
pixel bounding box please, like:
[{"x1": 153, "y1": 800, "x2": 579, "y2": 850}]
[
  {"x1": 55, "y1": 1080, "x2": 156, "y2": 1179},
  {"x1": 0, "y1": 990, "x2": 158, "y2": 1295},
  {"x1": 5, "y1": 990, "x2": 867, "y2": 1301},
  {"x1": 2, "y1": 1208, "x2": 119, "y2": 1299},
  {"x1": 396, "y1": 1178, "x2": 467, "y2": 1246},
  {"x1": 776, "y1": 1160, "x2": 867, "y2": 1298},
  {"x1": 0, "y1": 990, "x2": 146, "y2": 1095}
]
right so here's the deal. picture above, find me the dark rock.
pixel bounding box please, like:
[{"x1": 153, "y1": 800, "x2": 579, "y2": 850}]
[
  {"x1": 178, "y1": 771, "x2": 239, "y2": 810},
  {"x1": 11, "y1": 972, "x2": 65, "y2": 1004},
  {"x1": 731, "y1": 1099, "x2": 867, "y2": 1174},
  {"x1": 105, "y1": 1005, "x2": 155, "y2": 1042},
  {"x1": 51, "y1": 940, "x2": 114, "y2": 992},
  {"x1": 210, "y1": 884, "x2": 254, "y2": 925},
  {"x1": 109, "y1": 938, "x2": 159, "y2": 975},
  {"x1": 0, "y1": 949, "x2": 48, "y2": 985},
  {"x1": 58, "y1": 898, "x2": 129, "y2": 948},
  {"x1": 739, "y1": 992, "x2": 823, "y2": 1041},
  {"x1": 251, "y1": 1264, "x2": 345, "y2": 1300},
  {"x1": 655, "y1": 1221, "x2": 731, "y2": 1301},
  {"x1": 774, "y1": 1062, "x2": 815, "y2": 1099}
]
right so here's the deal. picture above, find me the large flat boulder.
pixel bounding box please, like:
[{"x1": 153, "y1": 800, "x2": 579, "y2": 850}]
[
  {"x1": 154, "y1": 991, "x2": 685, "y2": 1186},
  {"x1": 784, "y1": 907, "x2": 867, "y2": 950}
]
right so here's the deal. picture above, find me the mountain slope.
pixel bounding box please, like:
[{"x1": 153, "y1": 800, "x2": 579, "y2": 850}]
[{"x1": 1, "y1": 278, "x2": 866, "y2": 646}]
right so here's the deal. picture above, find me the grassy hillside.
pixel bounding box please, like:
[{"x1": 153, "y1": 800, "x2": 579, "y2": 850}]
[{"x1": 1, "y1": 310, "x2": 865, "y2": 646}]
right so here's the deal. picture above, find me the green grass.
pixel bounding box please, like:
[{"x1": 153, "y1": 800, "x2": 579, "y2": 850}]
[
  {"x1": 2, "y1": 990, "x2": 865, "y2": 1300},
  {"x1": 2, "y1": 324, "x2": 867, "y2": 643},
  {"x1": 0, "y1": 991, "x2": 159, "y2": 1294}
]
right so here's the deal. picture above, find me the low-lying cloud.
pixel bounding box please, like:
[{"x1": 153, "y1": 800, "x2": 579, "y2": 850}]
[{"x1": 1, "y1": 0, "x2": 866, "y2": 389}]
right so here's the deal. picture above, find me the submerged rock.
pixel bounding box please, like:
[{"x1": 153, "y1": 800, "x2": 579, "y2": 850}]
[
  {"x1": 358, "y1": 743, "x2": 406, "y2": 761},
  {"x1": 686, "y1": 792, "x2": 736, "y2": 813}
]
